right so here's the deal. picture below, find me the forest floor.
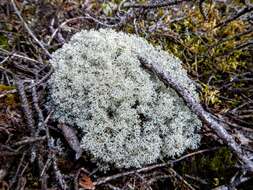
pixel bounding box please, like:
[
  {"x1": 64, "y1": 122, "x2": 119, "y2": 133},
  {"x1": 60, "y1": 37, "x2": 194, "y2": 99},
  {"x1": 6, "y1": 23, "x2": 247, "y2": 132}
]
[{"x1": 0, "y1": 0, "x2": 253, "y2": 189}]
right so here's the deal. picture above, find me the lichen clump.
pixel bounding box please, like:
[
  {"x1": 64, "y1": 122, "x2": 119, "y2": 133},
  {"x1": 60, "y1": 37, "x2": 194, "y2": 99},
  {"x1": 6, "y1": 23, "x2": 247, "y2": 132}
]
[{"x1": 48, "y1": 29, "x2": 202, "y2": 169}]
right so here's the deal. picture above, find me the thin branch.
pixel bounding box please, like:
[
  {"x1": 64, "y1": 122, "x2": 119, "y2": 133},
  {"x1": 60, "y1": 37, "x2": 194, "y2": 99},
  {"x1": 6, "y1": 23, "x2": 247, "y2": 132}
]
[
  {"x1": 168, "y1": 168, "x2": 196, "y2": 190},
  {"x1": 209, "y1": 28, "x2": 253, "y2": 49},
  {"x1": 48, "y1": 13, "x2": 121, "y2": 45},
  {"x1": 13, "y1": 136, "x2": 46, "y2": 146},
  {"x1": 215, "y1": 5, "x2": 253, "y2": 28},
  {"x1": 95, "y1": 163, "x2": 167, "y2": 186},
  {"x1": 11, "y1": 0, "x2": 51, "y2": 58},
  {"x1": 0, "y1": 48, "x2": 41, "y2": 64},
  {"x1": 138, "y1": 56, "x2": 253, "y2": 173},
  {"x1": 199, "y1": 0, "x2": 207, "y2": 20},
  {"x1": 15, "y1": 80, "x2": 37, "y2": 162},
  {"x1": 123, "y1": 0, "x2": 187, "y2": 9},
  {"x1": 172, "y1": 147, "x2": 219, "y2": 163},
  {"x1": 52, "y1": 152, "x2": 67, "y2": 190},
  {"x1": 31, "y1": 80, "x2": 46, "y2": 132},
  {"x1": 0, "y1": 55, "x2": 10, "y2": 65},
  {"x1": 15, "y1": 80, "x2": 35, "y2": 136},
  {"x1": 95, "y1": 147, "x2": 217, "y2": 186},
  {"x1": 0, "y1": 66, "x2": 53, "y2": 99}
]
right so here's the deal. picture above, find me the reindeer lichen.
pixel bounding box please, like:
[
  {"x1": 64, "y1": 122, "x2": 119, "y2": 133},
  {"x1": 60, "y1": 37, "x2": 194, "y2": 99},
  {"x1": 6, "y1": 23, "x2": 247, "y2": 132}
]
[{"x1": 48, "y1": 29, "x2": 202, "y2": 169}]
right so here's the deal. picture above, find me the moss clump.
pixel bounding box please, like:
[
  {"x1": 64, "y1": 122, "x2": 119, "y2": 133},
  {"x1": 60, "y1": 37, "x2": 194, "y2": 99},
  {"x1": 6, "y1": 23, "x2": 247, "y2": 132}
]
[
  {"x1": 0, "y1": 85, "x2": 17, "y2": 108},
  {"x1": 178, "y1": 147, "x2": 236, "y2": 188}
]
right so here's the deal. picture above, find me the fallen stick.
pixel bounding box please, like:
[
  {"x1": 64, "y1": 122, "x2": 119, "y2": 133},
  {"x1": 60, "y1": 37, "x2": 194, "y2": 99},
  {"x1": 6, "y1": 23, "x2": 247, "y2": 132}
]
[{"x1": 138, "y1": 56, "x2": 253, "y2": 173}]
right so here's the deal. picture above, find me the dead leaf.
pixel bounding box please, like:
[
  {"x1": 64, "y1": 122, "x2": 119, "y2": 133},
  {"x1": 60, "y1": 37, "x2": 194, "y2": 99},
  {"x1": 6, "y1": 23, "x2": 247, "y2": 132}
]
[
  {"x1": 79, "y1": 175, "x2": 95, "y2": 190},
  {"x1": 58, "y1": 123, "x2": 82, "y2": 159}
]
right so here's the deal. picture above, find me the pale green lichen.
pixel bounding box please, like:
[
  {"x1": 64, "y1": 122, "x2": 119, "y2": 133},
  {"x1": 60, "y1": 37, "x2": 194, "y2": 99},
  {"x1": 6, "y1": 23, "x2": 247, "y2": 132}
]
[{"x1": 48, "y1": 29, "x2": 202, "y2": 169}]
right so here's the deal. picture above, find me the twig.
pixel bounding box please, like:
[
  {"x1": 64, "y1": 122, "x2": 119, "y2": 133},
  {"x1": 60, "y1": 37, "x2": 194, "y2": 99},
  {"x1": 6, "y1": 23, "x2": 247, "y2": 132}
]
[
  {"x1": 15, "y1": 80, "x2": 35, "y2": 133},
  {"x1": 123, "y1": 0, "x2": 187, "y2": 9},
  {"x1": 0, "y1": 55, "x2": 10, "y2": 65},
  {"x1": 146, "y1": 174, "x2": 169, "y2": 186},
  {"x1": 74, "y1": 168, "x2": 82, "y2": 190},
  {"x1": 48, "y1": 13, "x2": 119, "y2": 44},
  {"x1": 13, "y1": 136, "x2": 46, "y2": 146},
  {"x1": 48, "y1": 18, "x2": 65, "y2": 45},
  {"x1": 168, "y1": 168, "x2": 196, "y2": 190},
  {"x1": 9, "y1": 152, "x2": 26, "y2": 189},
  {"x1": 213, "y1": 172, "x2": 251, "y2": 190},
  {"x1": 138, "y1": 56, "x2": 253, "y2": 173},
  {"x1": 10, "y1": 0, "x2": 51, "y2": 58},
  {"x1": 31, "y1": 80, "x2": 46, "y2": 132},
  {"x1": 106, "y1": 184, "x2": 122, "y2": 190},
  {"x1": 0, "y1": 48, "x2": 41, "y2": 64},
  {"x1": 135, "y1": 173, "x2": 152, "y2": 190},
  {"x1": 172, "y1": 147, "x2": 219, "y2": 163},
  {"x1": 215, "y1": 5, "x2": 253, "y2": 28},
  {"x1": 31, "y1": 79, "x2": 68, "y2": 189},
  {"x1": 52, "y1": 153, "x2": 67, "y2": 190},
  {"x1": 0, "y1": 66, "x2": 53, "y2": 99},
  {"x1": 40, "y1": 157, "x2": 52, "y2": 177},
  {"x1": 16, "y1": 80, "x2": 37, "y2": 162},
  {"x1": 95, "y1": 147, "x2": 222, "y2": 186},
  {"x1": 184, "y1": 174, "x2": 208, "y2": 185},
  {"x1": 199, "y1": 0, "x2": 207, "y2": 20},
  {"x1": 94, "y1": 163, "x2": 167, "y2": 186},
  {"x1": 209, "y1": 28, "x2": 253, "y2": 49}
]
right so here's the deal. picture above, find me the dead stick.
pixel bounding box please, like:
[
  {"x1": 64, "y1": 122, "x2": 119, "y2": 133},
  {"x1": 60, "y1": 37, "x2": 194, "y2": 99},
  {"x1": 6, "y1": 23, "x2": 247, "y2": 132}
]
[{"x1": 138, "y1": 56, "x2": 253, "y2": 173}]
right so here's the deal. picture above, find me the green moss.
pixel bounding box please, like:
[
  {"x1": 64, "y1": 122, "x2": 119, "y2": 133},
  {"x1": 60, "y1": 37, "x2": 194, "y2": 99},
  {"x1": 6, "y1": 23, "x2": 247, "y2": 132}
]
[
  {"x1": 0, "y1": 84, "x2": 15, "y2": 91},
  {"x1": 208, "y1": 147, "x2": 235, "y2": 173},
  {"x1": 0, "y1": 85, "x2": 17, "y2": 108},
  {"x1": 138, "y1": 0, "x2": 252, "y2": 109},
  {"x1": 177, "y1": 147, "x2": 236, "y2": 188},
  {"x1": 0, "y1": 34, "x2": 9, "y2": 50}
]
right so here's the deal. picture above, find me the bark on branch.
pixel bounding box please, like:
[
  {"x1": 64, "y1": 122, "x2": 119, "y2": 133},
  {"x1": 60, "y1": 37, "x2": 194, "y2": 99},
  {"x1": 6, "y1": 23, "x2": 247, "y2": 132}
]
[{"x1": 138, "y1": 56, "x2": 253, "y2": 173}]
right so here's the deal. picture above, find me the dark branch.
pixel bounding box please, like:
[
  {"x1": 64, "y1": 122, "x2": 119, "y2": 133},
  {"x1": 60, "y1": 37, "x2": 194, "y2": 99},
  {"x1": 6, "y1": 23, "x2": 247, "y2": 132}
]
[{"x1": 123, "y1": 0, "x2": 187, "y2": 9}]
